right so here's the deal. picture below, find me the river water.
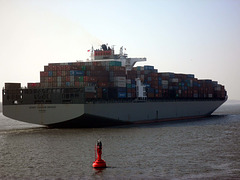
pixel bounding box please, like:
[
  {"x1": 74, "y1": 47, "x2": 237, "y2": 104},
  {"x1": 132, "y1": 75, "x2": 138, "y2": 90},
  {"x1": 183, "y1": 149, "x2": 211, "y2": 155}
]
[{"x1": 0, "y1": 101, "x2": 240, "y2": 179}]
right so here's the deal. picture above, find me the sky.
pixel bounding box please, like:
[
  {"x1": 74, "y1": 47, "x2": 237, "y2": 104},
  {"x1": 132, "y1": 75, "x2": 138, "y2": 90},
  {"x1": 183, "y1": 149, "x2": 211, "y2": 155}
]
[{"x1": 0, "y1": 0, "x2": 240, "y2": 101}]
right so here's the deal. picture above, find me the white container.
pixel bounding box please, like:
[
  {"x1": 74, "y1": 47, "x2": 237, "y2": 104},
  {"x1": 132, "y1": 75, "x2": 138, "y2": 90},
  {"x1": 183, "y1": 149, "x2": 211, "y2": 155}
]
[
  {"x1": 57, "y1": 76, "x2": 61, "y2": 82},
  {"x1": 126, "y1": 79, "x2": 131, "y2": 84},
  {"x1": 70, "y1": 76, "x2": 74, "y2": 82},
  {"x1": 57, "y1": 81, "x2": 61, "y2": 87},
  {"x1": 171, "y1": 78, "x2": 179, "y2": 83},
  {"x1": 162, "y1": 80, "x2": 169, "y2": 85},
  {"x1": 214, "y1": 86, "x2": 221, "y2": 91},
  {"x1": 85, "y1": 86, "x2": 96, "y2": 93},
  {"x1": 114, "y1": 81, "x2": 126, "y2": 87},
  {"x1": 114, "y1": 76, "x2": 126, "y2": 82}
]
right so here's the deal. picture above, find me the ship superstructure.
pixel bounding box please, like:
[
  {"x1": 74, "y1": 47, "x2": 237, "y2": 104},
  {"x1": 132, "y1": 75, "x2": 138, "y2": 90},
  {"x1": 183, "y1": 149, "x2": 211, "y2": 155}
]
[{"x1": 2, "y1": 44, "x2": 227, "y2": 127}]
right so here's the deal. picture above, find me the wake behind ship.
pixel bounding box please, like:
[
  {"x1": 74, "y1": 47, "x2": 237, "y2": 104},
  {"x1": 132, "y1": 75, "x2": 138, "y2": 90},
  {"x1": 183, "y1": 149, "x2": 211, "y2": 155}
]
[{"x1": 2, "y1": 44, "x2": 227, "y2": 127}]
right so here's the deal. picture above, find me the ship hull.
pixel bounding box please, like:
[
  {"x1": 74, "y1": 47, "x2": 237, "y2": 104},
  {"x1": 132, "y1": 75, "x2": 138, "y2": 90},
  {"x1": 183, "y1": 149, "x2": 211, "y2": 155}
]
[{"x1": 3, "y1": 99, "x2": 226, "y2": 127}]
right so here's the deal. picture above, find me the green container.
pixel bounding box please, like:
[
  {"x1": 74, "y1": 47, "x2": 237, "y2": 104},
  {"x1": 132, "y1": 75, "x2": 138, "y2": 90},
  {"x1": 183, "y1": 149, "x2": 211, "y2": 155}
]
[
  {"x1": 127, "y1": 84, "x2": 132, "y2": 88},
  {"x1": 109, "y1": 61, "x2": 122, "y2": 66},
  {"x1": 109, "y1": 61, "x2": 115, "y2": 66},
  {"x1": 79, "y1": 76, "x2": 84, "y2": 82},
  {"x1": 81, "y1": 66, "x2": 86, "y2": 71},
  {"x1": 117, "y1": 61, "x2": 121, "y2": 66}
]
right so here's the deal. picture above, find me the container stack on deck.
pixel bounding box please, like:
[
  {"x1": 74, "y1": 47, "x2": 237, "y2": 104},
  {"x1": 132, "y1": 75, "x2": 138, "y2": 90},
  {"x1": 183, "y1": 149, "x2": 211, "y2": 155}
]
[{"x1": 27, "y1": 61, "x2": 226, "y2": 100}]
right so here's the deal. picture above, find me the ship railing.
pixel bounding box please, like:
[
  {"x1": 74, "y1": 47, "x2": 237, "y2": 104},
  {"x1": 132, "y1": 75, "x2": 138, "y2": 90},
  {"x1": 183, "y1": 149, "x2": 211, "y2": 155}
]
[{"x1": 86, "y1": 97, "x2": 226, "y2": 104}]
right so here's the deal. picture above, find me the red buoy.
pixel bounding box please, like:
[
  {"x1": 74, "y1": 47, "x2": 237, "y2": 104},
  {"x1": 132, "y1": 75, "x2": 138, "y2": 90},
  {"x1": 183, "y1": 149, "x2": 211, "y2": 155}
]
[{"x1": 92, "y1": 140, "x2": 106, "y2": 168}]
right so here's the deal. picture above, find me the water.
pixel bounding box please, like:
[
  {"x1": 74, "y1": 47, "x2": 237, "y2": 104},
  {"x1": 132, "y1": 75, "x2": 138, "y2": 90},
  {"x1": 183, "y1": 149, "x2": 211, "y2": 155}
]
[{"x1": 0, "y1": 102, "x2": 240, "y2": 179}]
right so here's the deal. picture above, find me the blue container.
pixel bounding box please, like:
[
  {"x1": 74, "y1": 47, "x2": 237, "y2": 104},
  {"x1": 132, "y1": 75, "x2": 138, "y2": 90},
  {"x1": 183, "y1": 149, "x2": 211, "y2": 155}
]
[
  {"x1": 204, "y1": 80, "x2": 212, "y2": 84},
  {"x1": 70, "y1": 70, "x2": 84, "y2": 76},
  {"x1": 173, "y1": 86, "x2": 178, "y2": 90},
  {"x1": 187, "y1": 74, "x2": 194, "y2": 79},
  {"x1": 117, "y1": 87, "x2": 126, "y2": 92},
  {"x1": 70, "y1": 70, "x2": 75, "y2": 76},
  {"x1": 66, "y1": 82, "x2": 70, "y2": 87},
  {"x1": 132, "y1": 84, "x2": 136, "y2": 88},
  {"x1": 75, "y1": 70, "x2": 84, "y2": 76},
  {"x1": 48, "y1": 71, "x2": 53, "y2": 77},
  {"x1": 118, "y1": 92, "x2": 126, "y2": 98},
  {"x1": 147, "y1": 87, "x2": 154, "y2": 93},
  {"x1": 144, "y1": 65, "x2": 154, "y2": 70},
  {"x1": 169, "y1": 73, "x2": 175, "y2": 78},
  {"x1": 127, "y1": 93, "x2": 132, "y2": 98},
  {"x1": 158, "y1": 80, "x2": 162, "y2": 86},
  {"x1": 193, "y1": 82, "x2": 199, "y2": 87}
]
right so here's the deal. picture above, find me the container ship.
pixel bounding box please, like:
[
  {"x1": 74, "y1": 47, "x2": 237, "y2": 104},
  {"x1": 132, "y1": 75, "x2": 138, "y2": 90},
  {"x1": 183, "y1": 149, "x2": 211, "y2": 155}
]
[{"x1": 2, "y1": 44, "x2": 227, "y2": 127}]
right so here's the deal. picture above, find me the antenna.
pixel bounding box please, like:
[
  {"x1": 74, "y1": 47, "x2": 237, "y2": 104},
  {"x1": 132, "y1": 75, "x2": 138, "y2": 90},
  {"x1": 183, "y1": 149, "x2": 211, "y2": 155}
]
[
  {"x1": 91, "y1": 45, "x2": 94, "y2": 61},
  {"x1": 119, "y1": 46, "x2": 123, "y2": 56}
]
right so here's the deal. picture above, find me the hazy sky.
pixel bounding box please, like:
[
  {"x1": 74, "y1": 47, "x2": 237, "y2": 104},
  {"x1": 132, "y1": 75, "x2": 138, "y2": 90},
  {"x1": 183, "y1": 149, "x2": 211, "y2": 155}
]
[{"x1": 0, "y1": 0, "x2": 240, "y2": 101}]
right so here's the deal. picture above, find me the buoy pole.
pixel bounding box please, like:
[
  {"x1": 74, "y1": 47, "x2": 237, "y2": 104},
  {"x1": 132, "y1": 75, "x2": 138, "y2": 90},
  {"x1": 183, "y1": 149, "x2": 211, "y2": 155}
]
[{"x1": 92, "y1": 140, "x2": 106, "y2": 168}]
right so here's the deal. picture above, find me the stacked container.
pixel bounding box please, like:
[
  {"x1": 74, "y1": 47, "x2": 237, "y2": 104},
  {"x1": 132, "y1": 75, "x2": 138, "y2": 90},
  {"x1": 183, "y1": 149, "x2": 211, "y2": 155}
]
[{"x1": 32, "y1": 62, "x2": 227, "y2": 100}]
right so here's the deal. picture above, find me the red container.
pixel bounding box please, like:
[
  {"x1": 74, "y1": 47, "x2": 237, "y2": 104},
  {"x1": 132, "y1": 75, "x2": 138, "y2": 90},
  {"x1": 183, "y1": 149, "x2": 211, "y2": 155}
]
[
  {"x1": 40, "y1": 71, "x2": 47, "y2": 77},
  {"x1": 53, "y1": 71, "x2": 57, "y2": 77},
  {"x1": 48, "y1": 66, "x2": 53, "y2": 71},
  {"x1": 66, "y1": 76, "x2": 70, "y2": 82},
  {"x1": 57, "y1": 71, "x2": 62, "y2": 76},
  {"x1": 98, "y1": 82, "x2": 108, "y2": 87},
  {"x1": 52, "y1": 66, "x2": 57, "y2": 71},
  {"x1": 61, "y1": 82, "x2": 66, "y2": 87},
  {"x1": 131, "y1": 92, "x2": 136, "y2": 98},
  {"x1": 56, "y1": 65, "x2": 61, "y2": 71},
  {"x1": 44, "y1": 66, "x2": 49, "y2": 72},
  {"x1": 52, "y1": 77, "x2": 57, "y2": 82},
  {"x1": 61, "y1": 65, "x2": 66, "y2": 71},
  {"x1": 97, "y1": 88, "x2": 103, "y2": 98},
  {"x1": 61, "y1": 71, "x2": 67, "y2": 77},
  {"x1": 75, "y1": 82, "x2": 80, "y2": 87},
  {"x1": 28, "y1": 83, "x2": 40, "y2": 88},
  {"x1": 48, "y1": 77, "x2": 53, "y2": 83},
  {"x1": 85, "y1": 92, "x2": 96, "y2": 99},
  {"x1": 147, "y1": 93, "x2": 154, "y2": 98},
  {"x1": 65, "y1": 65, "x2": 70, "y2": 71}
]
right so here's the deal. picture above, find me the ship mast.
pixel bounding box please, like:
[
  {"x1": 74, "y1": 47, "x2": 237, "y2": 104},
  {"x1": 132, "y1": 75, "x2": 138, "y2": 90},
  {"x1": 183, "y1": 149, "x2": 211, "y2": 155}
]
[{"x1": 91, "y1": 46, "x2": 94, "y2": 61}]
